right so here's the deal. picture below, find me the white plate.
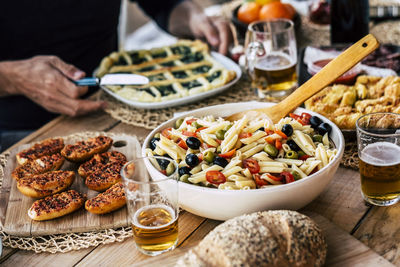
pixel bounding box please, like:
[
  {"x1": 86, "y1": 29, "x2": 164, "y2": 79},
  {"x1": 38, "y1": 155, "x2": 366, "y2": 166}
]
[{"x1": 100, "y1": 52, "x2": 242, "y2": 110}]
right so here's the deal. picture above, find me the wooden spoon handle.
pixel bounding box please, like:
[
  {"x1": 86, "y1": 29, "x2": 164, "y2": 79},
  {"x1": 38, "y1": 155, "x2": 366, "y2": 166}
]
[{"x1": 273, "y1": 34, "x2": 379, "y2": 115}]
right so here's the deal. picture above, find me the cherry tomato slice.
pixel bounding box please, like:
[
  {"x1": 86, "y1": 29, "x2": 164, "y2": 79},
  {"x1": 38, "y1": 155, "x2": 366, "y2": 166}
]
[
  {"x1": 301, "y1": 113, "x2": 312, "y2": 125},
  {"x1": 201, "y1": 143, "x2": 214, "y2": 150},
  {"x1": 254, "y1": 173, "x2": 268, "y2": 187},
  {"x1": 219, "y1": 149, "x2": 236, "y2": 159},
  {"x1": 266, "y1": 173, "x2": 282, "y2": 181},
  {"x1": 275, "y1": 139, "x2": 282, "y2": 150},
  {"x1": 265, "y1": 129, "x2": 274, "y2": 135},
  {"x1": 243, "y1": 158, "x2": 260, "y2": 174},
  {"x1": 178, "y1": 139, "x2": 188, "y2": 149},
  {"x1": 161, "y1": 127, "x2": 172, "y2": 139},
  {"x1": 182, "y1": 130, "x2": 197, "y2": 137},
  {"x1": 289, "y1": 113, "x2": 301, "y2": 120},
  {"x1": 265, "y1": 136, "x2": 275, "y2": 144},
  {"x1": 186, "y1": 118, "x2": 197, "y2": 125},
  {"x1": 206, "y1": 171, "x2": 226, "y2": 185},
  {"x1": 239, "y1": 132, "x2": 252, "y2": 139},
  {"x1": 280, "y1": 171, "x2": 294, "y2": 184},
  {"x1": 160, "y1": 170, "x2": 167, "y2": 175},
  {"x1": 299, "y1": 155, "x2": 311, "y2": 161},
  {"x1": 275, "y1": 129, "x2": 287, "y2": 139},
  {"x1": 195, "y1": 126, "x2": 208, "y2": 133}
]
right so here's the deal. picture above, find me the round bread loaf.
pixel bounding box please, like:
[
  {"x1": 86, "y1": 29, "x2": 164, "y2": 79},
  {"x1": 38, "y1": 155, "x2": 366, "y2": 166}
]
[{"x1": 176, "y1": 210, "x2": 327, "y2": 267}]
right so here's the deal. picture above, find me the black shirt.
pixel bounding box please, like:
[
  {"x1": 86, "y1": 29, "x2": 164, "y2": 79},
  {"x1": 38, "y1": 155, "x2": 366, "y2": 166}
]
[{"x1": 0, "y1": 0, "x2": 181, "y2": 130}]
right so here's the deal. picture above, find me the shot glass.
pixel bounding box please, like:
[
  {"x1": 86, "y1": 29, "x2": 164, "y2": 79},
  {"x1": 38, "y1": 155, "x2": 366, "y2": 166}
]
[
  {"x1": 245, "y1": 19, "x2": 298, "y2": 98},
  {"x1": 356, "y1": 112, "x2": 400, "y2": 206},
  {"x1": 121, "y1": 156, "x2": 179, "y2": 256}
]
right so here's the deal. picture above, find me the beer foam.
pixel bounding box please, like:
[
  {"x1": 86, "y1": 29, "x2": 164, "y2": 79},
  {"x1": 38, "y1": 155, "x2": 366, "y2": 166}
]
[
  {"x1": 255, "y1": 52, "x2": 296, "y2": 71},
  {"x1": 132, "y1": 204, "x2": 177, "y2": 230},
  {"x1": 360, "y1": 142, "x2": 400, "y2": 166}
]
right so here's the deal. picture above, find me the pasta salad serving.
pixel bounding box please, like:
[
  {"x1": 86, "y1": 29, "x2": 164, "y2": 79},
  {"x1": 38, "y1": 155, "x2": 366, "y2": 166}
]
[{"x1": 145, "y1": 112, "x2": 338, "y2": 190}]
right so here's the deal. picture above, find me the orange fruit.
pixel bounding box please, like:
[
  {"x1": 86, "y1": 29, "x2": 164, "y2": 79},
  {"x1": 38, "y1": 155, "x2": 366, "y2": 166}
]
[
  {"x1": 237, "y1": 2, "x2": 261, "y2": 24},
  {"x1": 259, "y1": 1, "x2": 296, "y2": 20}
]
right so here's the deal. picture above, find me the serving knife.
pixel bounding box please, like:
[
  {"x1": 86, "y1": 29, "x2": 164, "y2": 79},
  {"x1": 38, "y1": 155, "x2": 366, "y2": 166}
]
[{"x1": 74, "y1": 74, "x2": 149, "y2": 86}]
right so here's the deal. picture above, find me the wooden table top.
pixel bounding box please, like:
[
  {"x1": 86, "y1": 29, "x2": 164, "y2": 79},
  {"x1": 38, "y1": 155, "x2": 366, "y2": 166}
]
[{"x1": 0, "y1": 108, "x2": 399, "y2": 267}]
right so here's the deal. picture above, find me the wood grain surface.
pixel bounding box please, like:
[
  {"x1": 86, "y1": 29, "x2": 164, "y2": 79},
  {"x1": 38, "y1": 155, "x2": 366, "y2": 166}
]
[{"x1": 1, "y1": 132, "x2": 141, "y2": 236}]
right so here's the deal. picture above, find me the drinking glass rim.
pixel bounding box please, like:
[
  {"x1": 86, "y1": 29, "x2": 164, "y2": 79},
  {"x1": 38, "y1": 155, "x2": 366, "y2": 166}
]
[
  {"x1": 356, "y1": 112, "x2": 400, "y2": 138},
  {"x1": 121, "y1": 156, "x2": 179, "y2": 184},
  {"x1": 248, "y1": 19, "x2": 294, "y2": 35}
]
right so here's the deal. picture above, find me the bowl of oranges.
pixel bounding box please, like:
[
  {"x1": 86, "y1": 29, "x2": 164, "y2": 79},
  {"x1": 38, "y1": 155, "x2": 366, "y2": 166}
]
[{"x1": 232, "y1": 0, "x2": 299, "y2": 39}]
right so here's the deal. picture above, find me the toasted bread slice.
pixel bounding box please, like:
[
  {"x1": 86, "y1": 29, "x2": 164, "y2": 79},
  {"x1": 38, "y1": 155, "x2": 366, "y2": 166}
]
[
  {"x1": 85, "y1": 164, "x2": 122, "y2": 192},
  {"x1": 16, "y1": 138, "x2": 64, "y2": 165},
  {"x1": 12, "y1": 153, "x2": 65, "y2": 180},
  {"x1": 85, "y1": 182, "x2": 126, "y2": 214},
  {"x1": 28, "y1": 190, "x2": 86, "y2": 221},
  {"x1": 17, "y1": 170, "x2": 75, "y2": 198},
  {"x1": 61, "y1": 135, "x2": 113, "y2": 163},
  {"x1": 78, "y1": 151, "x2": 127, "y2": 178}
]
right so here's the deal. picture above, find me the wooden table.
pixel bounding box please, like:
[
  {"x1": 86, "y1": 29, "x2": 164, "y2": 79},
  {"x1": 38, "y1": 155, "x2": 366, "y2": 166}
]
[{"x1": 0, "y1": 108, "x2": 399, "y2": 267}]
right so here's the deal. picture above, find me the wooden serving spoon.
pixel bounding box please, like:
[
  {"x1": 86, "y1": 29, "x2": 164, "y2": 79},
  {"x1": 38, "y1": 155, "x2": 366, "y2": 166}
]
[{"x1": 226, "y1": 34, "x2": 379, "y2": 123}]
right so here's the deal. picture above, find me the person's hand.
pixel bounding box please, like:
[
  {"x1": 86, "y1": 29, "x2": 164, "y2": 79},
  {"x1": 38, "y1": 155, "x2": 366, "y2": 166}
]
[
  {"x1": 169, "y1": 1, "x2": 233, "y2": 55},
  {"x1": 0, "y1": 56, "x2": 106, "y2": 116}
]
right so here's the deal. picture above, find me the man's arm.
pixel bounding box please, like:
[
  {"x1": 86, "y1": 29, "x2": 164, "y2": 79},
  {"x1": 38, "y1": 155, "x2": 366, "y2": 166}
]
[{"x1": 0, "y1": 56, "x2": 105, "y2": 116}]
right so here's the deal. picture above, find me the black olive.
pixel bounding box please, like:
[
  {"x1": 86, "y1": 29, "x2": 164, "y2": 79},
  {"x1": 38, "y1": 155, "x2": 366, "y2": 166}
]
[
  {"x1": 281, "y1": 124, "x2": 293, "y2": 137},
  {"x1": 310, "y1": 116, "x2": 323, "y2": 129},
  {"x1": 156, "y1": 158, "x2": 170, "y2": 170},
  {"x1": 185, "y1": 153, "x2": 199, "y2": 167},
  {"x1": 186, "y1": 137, "x2": 201, "y2": 149},
  {"x1": 258, "y1": 127, "x2": 265, "y2": 132},
  {"x1": 287, "y1": 139, "x2": 300, "y2": 151},
  {"x1": 178, "y1": 166, "x2": 191, "y2": 176},
  {"x1": 149, "y1": 137, "x2": 160, "y2": 150},
  {"x1": 317, "y1": 122, "x2": 332, "y2": 135},
  {"x1": 213, "y1": 156, "x2": 228, "y2": 168}
]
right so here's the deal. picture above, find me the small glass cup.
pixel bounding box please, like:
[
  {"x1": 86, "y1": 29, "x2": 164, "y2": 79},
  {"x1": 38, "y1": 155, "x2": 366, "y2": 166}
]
[
  {"x1": 121, "y1": 156, "x2": 179, "y2": 256},
  {"x1": 245, "y1": 19, "x2": 298, "y2": 98},
  {"x1": 356, "y1": 112, "x2": 400, "y2": 206}
]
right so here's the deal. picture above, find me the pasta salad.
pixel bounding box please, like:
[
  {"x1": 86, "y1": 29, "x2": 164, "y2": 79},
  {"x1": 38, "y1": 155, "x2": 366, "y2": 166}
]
[{"x1": 146, "y1": 112, "x2": 338, "y2": 190}]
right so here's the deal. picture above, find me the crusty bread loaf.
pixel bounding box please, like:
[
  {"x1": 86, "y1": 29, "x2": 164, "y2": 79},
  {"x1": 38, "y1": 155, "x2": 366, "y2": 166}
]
[
  {"x1": 28, "y1": 190, "x2": 86, "y2": 221},
  {"x1": 85, "y1": 166, "x2": 122, "y2": 192},
  {"x1": 78, "y1": 151, "x2": 127, "y2": 178},
  {"x1": 17, "y1": 170, "x2": 75, "y2": 198},
  {"x1": 16, "y1": 138, "x2": 64, "y2": 165},
  {"x1": 61, "y1": 135, "x2": 113, "y2": 163},
  {"x1": 85, "y1": 182, "x2": 126, "y2": 214},
  {"x1": 176, "y1": 210, "x2": 327, "y2": 267},
  {"x1": 12, "y1": 153, "x2": 65, "y2": 180}
]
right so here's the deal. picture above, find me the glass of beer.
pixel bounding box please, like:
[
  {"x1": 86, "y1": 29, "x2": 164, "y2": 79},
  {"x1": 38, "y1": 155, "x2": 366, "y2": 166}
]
[
  {"x1": 121, "y1": 156, "x2": 179, "y2": 256},
  {"x1": 356, "y1": 112, "x2": 400, "y2": 206},
  {"x1": 245, "y1": 19, "x2": 297, "y2": 98}
]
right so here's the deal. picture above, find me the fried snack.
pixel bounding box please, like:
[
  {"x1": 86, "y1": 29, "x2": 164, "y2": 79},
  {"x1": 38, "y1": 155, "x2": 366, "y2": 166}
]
[
  {"x1": 16, "y1": 138, "x2": 64, "y2": 165},
  {"x1": 61, "y1": 135, "x2": 113, "y2": 163},
  {"x1": 12, "y1": 153, "x2": 65, "y2": 180},
  {"x1": 78, "y1": 151, "x2": 127, "y2": 178},
  {"x1": 28, "y1": 190, "x2": 86, "y2": 221},
  {"x1": 85, "y1": 165, "x2": 122, "y2": 192},
  {"x1": 17, "y1": 171, "x2": 75, "y2": 198},
  {"x1": 305, "y1": 75, "x2": 400, "y2": 129},
  {"x1": 85, "y1": 182, "x2": 126, "y2": 214}
]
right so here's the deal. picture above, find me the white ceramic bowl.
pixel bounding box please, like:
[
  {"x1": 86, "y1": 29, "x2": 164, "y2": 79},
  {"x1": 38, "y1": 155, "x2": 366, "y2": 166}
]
[{"x1": 142, "y1": 102, "x2": 345, "y2": 221}]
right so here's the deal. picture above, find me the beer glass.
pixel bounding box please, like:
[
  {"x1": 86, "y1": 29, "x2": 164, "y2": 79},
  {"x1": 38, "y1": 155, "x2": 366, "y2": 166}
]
[
  {"x1": 356, "y1": 112, "x2": 400, "y2": 206},
  {"x1": 121, "y1": 156, "x2": 179, "y2": 256},
  {"x1": 245, "y1": 19, "x2": 297, "y2": 97}
]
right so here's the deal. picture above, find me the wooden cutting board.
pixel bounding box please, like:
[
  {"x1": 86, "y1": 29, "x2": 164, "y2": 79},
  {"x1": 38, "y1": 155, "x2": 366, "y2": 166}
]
[
  {"x1": 134, "y1": 213, "x2": 394, "y2": 267},
  {"x1": 0, "y1": 132, "x2": 141, "y2": 237}
]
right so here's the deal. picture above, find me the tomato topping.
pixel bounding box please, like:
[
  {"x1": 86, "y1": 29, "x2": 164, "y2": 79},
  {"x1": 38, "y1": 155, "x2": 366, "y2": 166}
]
[
  {"x1": 186, "y1": 118, "x2": 197, "y2": 125},
  {"x1": 178, "y1": 139, "x2": 188, "y2": 150},
  {"x1": 195, "y1": 126, "x2": 208, "y2": 133},
  {"x1": 280, "y1": 171, "x2": 294, "y2": 184},
  {"x1": 219, "y1": 149, "x2": 236, "y2": 159},
  {"x1": 301, "y1": 113, "x2": 312, "y2": 125},
  {"x1": 266, "y1": 173, "x2": 282, "y2": 181},
  {"x1": 275, "y1": 129, "x2": 287, "y2": 139},
  {"x1": 201, "y1": 143, "x2": 214, "y2": 150},
  {"x1": 265, "y1": 129, "x2": 274, "y2": 135},
  {"x1": 275, "y1": 139, "x2": 282, "y2": 150},
  {"x1": 310, "y1": 167, "x2": 319, "y2": 175},
  {"x1": 182, "y1": 130, "x2": 197, "y2": 137},
  {"x1": 215, "y1": 139, "x2": 222, "y2": 145},
  {"x1": 289, "y1": 113, "x2": 300, "y2": 120},
  {"x1": 243, "y1": 158, "x2": 260, "y2": 174},
  {"x1": 206, "y1": 171, "x2": 226, "y2": 185},
  {"x1": 239, "y1": 132, "x2": 252, "y2": 139},
  {"x1": 299, "y1": 155, "x2": 311, "y2": 161},
  {"x1": 161, "y1": 128, "x2": 172, "y2": 139},
  {"x1": 254, "y1": 174, "x2": 268, "y2": 187},
  {"x1": 160, "y1": 170, "x2": 167, "y2": 175},
  {"x1": 198, "y1": 153, "x2": 204, "y2": 161},
  {"x1": 265, "y1": 136, "x2": 275, "y2": 144}
]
